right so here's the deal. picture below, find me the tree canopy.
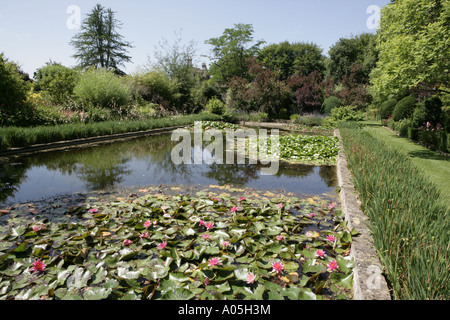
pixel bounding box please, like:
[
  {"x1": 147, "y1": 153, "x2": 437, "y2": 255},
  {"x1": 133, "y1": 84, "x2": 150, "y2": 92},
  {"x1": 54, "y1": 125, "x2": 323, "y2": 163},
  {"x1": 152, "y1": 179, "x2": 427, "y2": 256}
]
[
  {"x1": 369, "y1": 0, "x2": 450, "y2": 101},
  {"x1": 205, "y1": 23, "x2": 265, "y2": 85},
  {"x1": 258, "y1": 41, "x2": 326, "y2": 80},
  {"x1": 70, "y1": 3, "x2": 133, "y2": 75}
]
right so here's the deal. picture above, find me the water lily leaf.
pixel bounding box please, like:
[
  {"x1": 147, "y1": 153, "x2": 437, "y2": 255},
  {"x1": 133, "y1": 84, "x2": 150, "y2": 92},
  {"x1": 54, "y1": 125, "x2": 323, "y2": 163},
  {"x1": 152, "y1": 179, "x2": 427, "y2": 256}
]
[
  {"x1": 92, "y1": 267, "x2": 108, "y2": 285},
  {"x1": 266, "y1": 225, "x2": 283, "y2": 236},
  {"x1": 298, "y1": 288, "x2": 318, "y2": 300},
  {"x1": 233, "y1": 268, "x2": 250, "y2": 281},
  {"x1": 119, "y1": 248, "x2": 137, "y2": 261},
  {"x1": 161, "y1": 288, "x2": 195, "y2": 300},
  {"x1": 117, "y1": 267, "x2": 141, "y2": 280},
  {"x1": 12, "y1": 241, "x2": 29, "y2": 253},
  {"x1": 66, "y1": 267, "x2": 92, "y2": 289},
  {"x1": 330, "y1": 272, "x2": 353, "y2": 289},
  {"x1": 169, "y1": 272, "x2": 190, "y2": 283},
  {"x1": 84, "y1": 287, "x2": 112, "y2": 300}
]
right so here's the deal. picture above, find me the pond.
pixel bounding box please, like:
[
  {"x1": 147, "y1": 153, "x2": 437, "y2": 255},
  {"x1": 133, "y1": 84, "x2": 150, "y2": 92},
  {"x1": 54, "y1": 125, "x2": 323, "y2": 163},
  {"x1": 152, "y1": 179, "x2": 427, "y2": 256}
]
[
  {"x1": 0, "y1": 131, "x2": 338, "y2": 205},
  {"x1": 0, "y1": 128, "x2": 355, "y2": 301}
]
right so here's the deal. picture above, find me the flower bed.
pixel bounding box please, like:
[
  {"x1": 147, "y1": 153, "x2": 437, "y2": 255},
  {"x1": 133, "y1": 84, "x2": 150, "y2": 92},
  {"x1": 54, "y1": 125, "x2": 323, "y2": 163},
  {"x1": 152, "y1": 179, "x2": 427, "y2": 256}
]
[{"x1": 0, "y1": 185, "x2": 355, "y2": 300}]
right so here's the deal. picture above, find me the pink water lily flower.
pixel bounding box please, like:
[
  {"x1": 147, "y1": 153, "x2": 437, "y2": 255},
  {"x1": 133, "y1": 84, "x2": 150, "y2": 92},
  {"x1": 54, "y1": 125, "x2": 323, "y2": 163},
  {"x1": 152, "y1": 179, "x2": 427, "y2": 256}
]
[
  {"x1": 239, "y1": 197, "x2": 246, "y2": 201},
  {"x1": 144, "y1": 220, "x2": 151, "y2": 228},
  {"x1": 231, "y1": 206, "x2": 238, "y2": 213},
  {"x1": 123, "y1": 239, "x2": 131, "y2": 246},
  {"x1": 208, "y1": 257, "x2": 221, "y2": 266},
  {"x1": 315, "y1": 249, "x2": 326, "y2": 259},
  {"x1": 89, "y1": 208, "x2": 98, "y2": 214},
  {"x1": 276, "y1": 235, "x2": 285, "y2": 241},
  {"x1": 327, "y1": 260, "x2": 338, "y2": 272},
  {"x1": 140, "y1": 232, "x2": 149, "y2": 239},
  {"x1": 326, "y1": 235, "x2": 336, "y2": 243},
  {"x1": 271, "y1": 261, "x2": 284, "y2": 274},
  {"x1": 32, "y1": 225, "x2": 41, "y2": 232},
  {"x1": 328, "y1": 203, "x2": 336, "y2": 210},
  {"x1": 221, "y1": 240, "x2": 230, "y2": 247},
  {"x1": 30, "y1": 259, "x2": 46, "y2": 273},
  {"x1": 199, "y1": 220, "x2": 205, "y2": 226},
  {"x1": 157, "y1": 241, "x2": 168, "y2": 250},
  {"x1": 246, "y1": 272, "x2": 256, "y2": 284},
  {"x1": 202, "y1": 234, "x2": 211, "y2": 240},
  {"x1": 205, "y1": 222, "x2": 214, "y2": 230},
  {"x1": 277, "y1": 203, "x2": 283, "y2": 209}
]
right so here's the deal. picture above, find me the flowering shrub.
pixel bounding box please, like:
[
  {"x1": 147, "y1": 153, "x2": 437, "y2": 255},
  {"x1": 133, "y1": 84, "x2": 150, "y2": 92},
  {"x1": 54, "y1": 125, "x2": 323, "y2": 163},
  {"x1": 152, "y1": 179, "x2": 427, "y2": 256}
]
[{"x1": 417, "y1": 121, "x2": 443, "y2": 147}]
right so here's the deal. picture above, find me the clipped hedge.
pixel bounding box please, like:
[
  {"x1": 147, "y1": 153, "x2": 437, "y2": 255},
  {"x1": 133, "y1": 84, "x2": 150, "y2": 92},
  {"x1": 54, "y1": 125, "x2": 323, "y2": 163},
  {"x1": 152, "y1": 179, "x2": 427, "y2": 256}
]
[{"x1": 392, "y1": 95, "x2": 416, "y2": 122}]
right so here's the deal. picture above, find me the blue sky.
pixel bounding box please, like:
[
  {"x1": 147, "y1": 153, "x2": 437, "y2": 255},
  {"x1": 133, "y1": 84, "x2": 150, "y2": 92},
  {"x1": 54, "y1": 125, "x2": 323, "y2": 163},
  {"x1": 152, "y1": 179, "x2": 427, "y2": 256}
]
[{"x1": 0, "y1": 0, "x2": 390, "y2": 76}]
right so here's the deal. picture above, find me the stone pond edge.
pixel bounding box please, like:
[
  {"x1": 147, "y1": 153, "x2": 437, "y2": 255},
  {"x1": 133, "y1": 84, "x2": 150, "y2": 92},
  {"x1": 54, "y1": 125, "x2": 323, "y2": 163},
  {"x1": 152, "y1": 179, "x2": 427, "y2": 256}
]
[{"x1": 334, "y1": 129, "x2": 391, "y2": 300}]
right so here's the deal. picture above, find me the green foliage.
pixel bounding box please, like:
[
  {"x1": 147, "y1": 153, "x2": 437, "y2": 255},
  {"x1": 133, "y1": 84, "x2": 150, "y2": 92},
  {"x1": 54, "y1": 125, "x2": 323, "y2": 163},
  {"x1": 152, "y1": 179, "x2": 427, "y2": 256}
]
[
  {"x1": 392, "y1": 95, "x2": 416, "y2": 121},
  {"x1": 205, "y1": 23, "x2": 265, "y2": 85},
  {"x1": 339, "y1": 124, "x2": 449, "y2": 299},
  {"x1": 70, "y1": 4, "x2": 132, "y2": 75},
  {"x1": 135, "y1": 70, "x2": 177, "y2": 108},
  {"x1": 73, "y1": 68, "x2": 133, "y2": 109},
  {"x1": 258, "y1": 41, "x2": 326, "y2": 80},
  {"x1": 0, "y1": 113, "x2": 222, "y2": 150},
  {"x1": 34, "y1": 62, "x2": 80, "y2": 104},
  {"x1": 327, "y1": 33, "x2": 378, "y2": 83},
  {"x1": 293, "y1": 113, "x2": 326, "y2": 127},
  {"x1": 380, "y1": 98, "x2": 398, "y2": 120},
  {"x1": 278, "y1": 108, "x2": 289, "y2": 120},
  {"x1": 0, "y1": 53, "x2": 31, "y2": 124},
  {"x1": 321, "y1": 96, "x2": 343, "y2": 114},
  {"x1": 149, "y1": 31, "x2": 199, "y2": 113},
  {"x1": 323, "y1": 106, "x2": 365, "y2": 127},
  {"x1": 205, "y1": 97, "x2": 226, "y2": 115},
  {"x1": 412, "y1": 96, "x2": 443, "y2": 127},
  {"x1": 266, "y1": 134, "x2": 339, "y2": 165},
  {"x1": 394, "y1": 118, "x2": 414, "y2": 136},
  {"x1": 370, "y1": 0, "x2": 449, "y2": 100}
]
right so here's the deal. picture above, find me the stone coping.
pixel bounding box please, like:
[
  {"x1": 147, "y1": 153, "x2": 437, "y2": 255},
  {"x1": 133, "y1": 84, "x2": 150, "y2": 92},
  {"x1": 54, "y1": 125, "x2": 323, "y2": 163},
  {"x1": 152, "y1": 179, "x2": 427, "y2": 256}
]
[{"x1": 334, "y1": 129, "x2": 391, "y2": 300}]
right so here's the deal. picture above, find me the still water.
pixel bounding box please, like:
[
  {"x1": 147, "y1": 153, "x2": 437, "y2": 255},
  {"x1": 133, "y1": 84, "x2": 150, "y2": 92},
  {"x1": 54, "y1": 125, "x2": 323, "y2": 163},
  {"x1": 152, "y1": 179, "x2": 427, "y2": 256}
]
[{"x1": 0, "y1": 132, "x2": 338, "y2": 204}]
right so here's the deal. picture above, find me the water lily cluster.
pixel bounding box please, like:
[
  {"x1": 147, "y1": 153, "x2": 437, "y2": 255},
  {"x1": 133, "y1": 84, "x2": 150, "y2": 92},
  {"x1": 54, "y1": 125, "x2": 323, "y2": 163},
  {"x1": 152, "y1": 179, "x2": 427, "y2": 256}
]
[{"x1": 0, "y1": 185, "x2": 355, "y2": 300}]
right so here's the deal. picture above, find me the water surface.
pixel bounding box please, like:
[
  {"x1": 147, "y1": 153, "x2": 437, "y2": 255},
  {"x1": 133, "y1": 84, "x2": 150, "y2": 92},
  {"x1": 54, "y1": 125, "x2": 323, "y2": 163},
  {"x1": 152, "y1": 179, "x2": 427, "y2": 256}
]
[{"x1": 0, "y1": 132, "x2": 338, "y2": 204}]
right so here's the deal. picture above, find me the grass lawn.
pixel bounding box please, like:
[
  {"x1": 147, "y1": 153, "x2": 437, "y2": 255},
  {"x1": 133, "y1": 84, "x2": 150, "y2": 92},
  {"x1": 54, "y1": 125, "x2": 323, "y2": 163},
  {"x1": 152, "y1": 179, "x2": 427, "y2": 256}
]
[{"x1": 362, "y1": 121, "x2": 450, "y2": 208}]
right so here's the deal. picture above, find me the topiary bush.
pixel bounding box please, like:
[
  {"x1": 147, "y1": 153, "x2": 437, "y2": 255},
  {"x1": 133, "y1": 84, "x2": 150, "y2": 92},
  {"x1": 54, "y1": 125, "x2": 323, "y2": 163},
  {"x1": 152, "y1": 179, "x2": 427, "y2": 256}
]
[
  {"x1": 412, "y1": 96, "x2": 442, "y2": 127},
  {"x1": 73, "y1": 68, "x2": 133, "y2": 110},
  {"x1": 321, "y1": 96, "x2": 343, "y2": 114},
  {"x1": 392, "y1": 95, "x2": 416, "y2": 121},
  {"x1": 380, "y1": 98, "x2": 397, "y2": 120},
  {"x1": 205, "y1": 97, "x2": 226, "y2": 115},
  {"x1": 278, "y1": 108, "x2": 289, "y2": 120}
]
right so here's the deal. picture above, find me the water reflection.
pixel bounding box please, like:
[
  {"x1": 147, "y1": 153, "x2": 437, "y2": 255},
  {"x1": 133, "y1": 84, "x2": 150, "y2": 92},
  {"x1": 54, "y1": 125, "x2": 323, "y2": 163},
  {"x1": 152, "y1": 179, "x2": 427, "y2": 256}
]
[{"x1": 0, "y1": 132, "x2": 337, "y2": 204}]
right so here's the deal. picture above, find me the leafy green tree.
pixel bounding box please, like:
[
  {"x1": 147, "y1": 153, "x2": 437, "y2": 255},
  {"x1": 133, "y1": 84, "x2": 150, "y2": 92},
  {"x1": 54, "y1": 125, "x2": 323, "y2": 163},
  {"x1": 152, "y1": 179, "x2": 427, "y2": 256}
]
[
  {"x1": 70, "y1": 3, "x2": 132, "y2": 75},
  {"x1": 326, "y1": 33, "x2": 378, "y2": 84},
  {"x1": 370, "y1": 0, "x2": 450, "y2": 101},
  {"x1": 258, "y1": 41, "x2": 326, "y2": 80},
  {"x1": 146, "y1": 31, "x2": 200, "y2": 113},
  {"x1": 0, "y1": 53, "x2": 31, "y2": 124},
  {"x1": 33, "y1": 62, "x2": 80, "y2": 104},
  {"x1": 205, "y1": 23, "x2": 265, "y2": 85}
]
